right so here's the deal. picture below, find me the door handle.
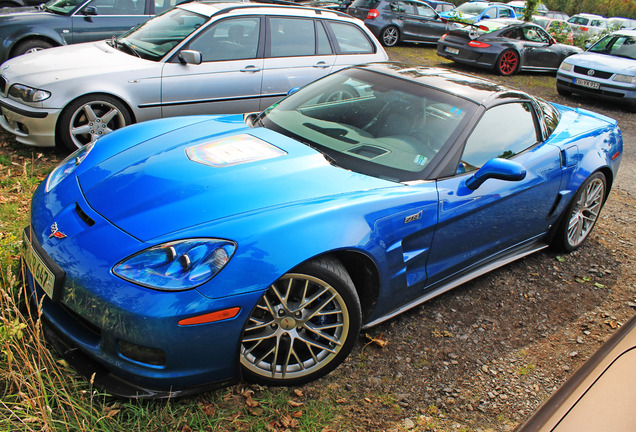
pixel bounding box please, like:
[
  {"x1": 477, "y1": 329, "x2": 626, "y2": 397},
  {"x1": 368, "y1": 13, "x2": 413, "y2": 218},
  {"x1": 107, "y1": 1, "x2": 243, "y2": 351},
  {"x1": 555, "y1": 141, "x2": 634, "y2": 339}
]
[
  {"x1": 240, "y1": 65, "x2": 262, "y2": 73},
  {"x1": 313, "y1": 61, "x2": 330, "y2": 69}
]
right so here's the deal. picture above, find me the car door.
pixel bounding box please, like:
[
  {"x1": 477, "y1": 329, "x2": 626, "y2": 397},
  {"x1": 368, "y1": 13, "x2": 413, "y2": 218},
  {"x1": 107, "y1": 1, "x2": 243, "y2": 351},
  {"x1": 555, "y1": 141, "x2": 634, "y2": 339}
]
[
  {"x1": 260, "y1": 17, "x2": 337, "y2": 110},
  {"x1": 391, "y1": 1, "x2": 420, "y2": 40},
  {"x1": 160, "y1": 16, "x2": 265, "y2": 117},
  {"x1": 71, "y1": 0, "x2": 151, "y2": 44},
  {"x1": 425, "y1": 101, "x2": 562, "y2": 287},
  {"x1": 522, "y1": 25, "x2": 563, "y2": 69},
  {"x1": 412, "y1": 2, "x2": 445, "y2": 42}
]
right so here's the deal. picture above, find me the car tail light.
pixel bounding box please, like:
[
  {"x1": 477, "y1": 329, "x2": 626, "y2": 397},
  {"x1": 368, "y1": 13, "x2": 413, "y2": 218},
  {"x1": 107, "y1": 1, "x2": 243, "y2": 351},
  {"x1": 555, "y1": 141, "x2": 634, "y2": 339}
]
[
  {"x1": 468, "y1": 41, "x2": 491, "y2": 48},
  {"x1": 478, "y1": 25, "x2": 489, "y2": 31},
  {"x1": 580, "y1": 26, "x2": 589, "y2": 31},
  {"x1": 367, "y1": 8, "x2": 379, "y2": 19}
]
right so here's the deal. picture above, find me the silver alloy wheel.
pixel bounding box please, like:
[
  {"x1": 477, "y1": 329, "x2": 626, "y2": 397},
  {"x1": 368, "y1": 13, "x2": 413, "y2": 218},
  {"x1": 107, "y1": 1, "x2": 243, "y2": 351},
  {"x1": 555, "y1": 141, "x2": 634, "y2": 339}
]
[
  {"x1": 69, "y1": 100, "x2": 127, "y2": 148},
  {"x1": 240, "y1": 273, "x2": 350, "y2": 380},
  {"x1": 566, "y1": 177, "x2": 604, "y2": 247},
  {"x1": 382, "y1": 27, "x2": 398, "y2": 46}
]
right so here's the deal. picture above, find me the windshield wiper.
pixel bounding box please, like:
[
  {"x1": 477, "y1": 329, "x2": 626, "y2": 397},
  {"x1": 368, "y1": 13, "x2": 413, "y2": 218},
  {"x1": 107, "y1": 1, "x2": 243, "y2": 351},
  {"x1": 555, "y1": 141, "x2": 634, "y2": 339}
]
[
  {"x1": 109, "y1": 36, "x2": 142, "y2": 59},
  {"x1": 121, "y1": 41, "x2": 142, "y2": 59}
]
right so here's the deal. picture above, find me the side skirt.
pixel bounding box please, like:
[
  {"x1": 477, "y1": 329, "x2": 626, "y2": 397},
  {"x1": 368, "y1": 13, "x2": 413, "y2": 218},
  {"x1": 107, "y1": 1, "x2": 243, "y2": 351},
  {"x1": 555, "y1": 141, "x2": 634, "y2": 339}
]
[{"x1": 362, "y1": 241, "x2": 549, "y2": 328}]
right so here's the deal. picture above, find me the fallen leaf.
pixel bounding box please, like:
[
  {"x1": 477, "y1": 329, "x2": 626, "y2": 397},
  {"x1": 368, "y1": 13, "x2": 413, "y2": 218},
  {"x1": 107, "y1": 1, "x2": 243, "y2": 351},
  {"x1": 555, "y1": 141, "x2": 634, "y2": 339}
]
[
  {"x1": 288, "y1": 399, "x2": 304, "y2": 407},
  {"x1": 294, "y1": 389, "x2": 304, "y2": 398},
  {"x1": 362, "y1": 333, "x2": 389, "y2": 351}
]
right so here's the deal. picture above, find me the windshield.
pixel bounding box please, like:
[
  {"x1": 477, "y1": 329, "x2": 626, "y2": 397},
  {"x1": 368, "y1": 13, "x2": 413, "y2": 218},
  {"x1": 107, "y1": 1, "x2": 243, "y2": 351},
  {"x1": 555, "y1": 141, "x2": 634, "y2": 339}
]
[
  {"x1": 259, "y1": 68, "x2": 475, "y2": 183},
  {"x1": 589, "y1": 34, "x2": 636, "y2": 59},
  {"x1": 115, "y1": 7, "x2": 208, "y2": 61},
  {"x1": 43, "y1": 0, "x2": 87, "y2": 14},
  {"x1": 454, "y1": 3, "x2": 488, "y2": 15}
]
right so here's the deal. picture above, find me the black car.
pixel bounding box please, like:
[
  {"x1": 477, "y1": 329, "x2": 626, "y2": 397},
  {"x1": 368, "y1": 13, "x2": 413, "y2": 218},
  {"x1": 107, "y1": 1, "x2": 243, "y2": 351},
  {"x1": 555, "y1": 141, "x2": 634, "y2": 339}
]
[
  {"x1": 0, "y1": 0, "x2": 174, "y2": 63},
  {"x1": 437, "y1": 19, "x2": 582, "y2": 76},
  {"x1": 348, "y1": 0, "x2": 448, "y2": 47}
]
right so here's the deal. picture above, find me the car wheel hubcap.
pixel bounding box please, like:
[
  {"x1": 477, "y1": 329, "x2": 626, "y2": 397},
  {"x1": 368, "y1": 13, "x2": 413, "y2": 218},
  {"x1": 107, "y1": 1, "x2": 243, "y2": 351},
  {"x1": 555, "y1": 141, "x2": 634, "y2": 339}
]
[
  {"x1": 567, "y1": 178, "x2": 604, "y2": 247},
  {"x1": 384, "y1": 29, "x2": 397, "y2": 45},
  {"x1": 69, "y1": 101, "x2": 126, "y2": 148},
  {"x1": 240, "y1": 273, "x2": 350, "y2": 380},
  {"x1": 500, "y1": 52, "x2": 517, "y2": 74}
]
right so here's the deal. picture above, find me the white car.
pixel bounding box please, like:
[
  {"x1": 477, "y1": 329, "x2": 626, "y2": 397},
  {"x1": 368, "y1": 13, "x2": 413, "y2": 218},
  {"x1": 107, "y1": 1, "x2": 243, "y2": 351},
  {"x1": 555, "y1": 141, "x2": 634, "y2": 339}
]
[
  {"x1": 0, "y1": 2, "x2": 387, "y2": 150},
  {"x1": 567, "y1": 13, "x2": 608, "y2": 40}
]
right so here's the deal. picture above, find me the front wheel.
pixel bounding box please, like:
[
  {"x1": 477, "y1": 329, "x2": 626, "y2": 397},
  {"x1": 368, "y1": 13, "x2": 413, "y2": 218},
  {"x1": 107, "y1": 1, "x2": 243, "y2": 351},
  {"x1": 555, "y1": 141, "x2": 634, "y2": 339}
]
[
  {"x1": 553, "y1": 172, "x2": 606, "y2": 251},
  {"x1": 240, "y1": 257, "x2": 361, "y2": 386},
  {"x1": 12, "y1": 39, "x2": 54, "y2": 57},
  {"x1": 496, "y1": 49, "x2": 519, "y2": 76},
  {"x1": 57, "y1": 94, "x2": 132, "y2": 151},
  {"x1": 380, "y1": 26, "x2": 399, "y2": 47}
]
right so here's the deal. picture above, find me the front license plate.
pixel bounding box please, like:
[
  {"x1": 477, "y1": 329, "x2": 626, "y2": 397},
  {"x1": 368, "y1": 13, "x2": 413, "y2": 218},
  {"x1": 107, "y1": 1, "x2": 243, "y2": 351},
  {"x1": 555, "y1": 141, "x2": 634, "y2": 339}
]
[
  {"x1": 445, "y1": 47, "x2": 460, "y2": 55},
  {"x1": 574, "y1": 78, "x2": 601, "y2": 90},
  {"x1": 22, "y1": 231, "x2": 56, "y2": 298}
]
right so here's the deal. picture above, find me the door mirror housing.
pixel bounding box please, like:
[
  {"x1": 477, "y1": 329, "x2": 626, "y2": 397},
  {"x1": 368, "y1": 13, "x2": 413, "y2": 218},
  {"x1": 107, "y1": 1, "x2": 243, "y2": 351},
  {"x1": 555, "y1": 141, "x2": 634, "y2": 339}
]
[
  {"x1": 465, "y1": 158, "x2": 526, "y2": 190},
  {"x1": 83, "y1": 6, "x2": 97, "y2": 15},
  {"x1": 178, "y1": 50, "x2": 202, "y2": 65}
]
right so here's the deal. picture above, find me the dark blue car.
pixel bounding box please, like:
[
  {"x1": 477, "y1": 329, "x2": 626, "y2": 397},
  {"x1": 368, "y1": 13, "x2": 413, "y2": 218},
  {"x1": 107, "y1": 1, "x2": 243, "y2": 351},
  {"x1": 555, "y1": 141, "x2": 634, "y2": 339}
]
[
  {"x1": 0, "y1": 0, "x2": 171, "y2": 62},
  {"x1": 22, "y1": 63, "x2": 622, "y2": 397}
]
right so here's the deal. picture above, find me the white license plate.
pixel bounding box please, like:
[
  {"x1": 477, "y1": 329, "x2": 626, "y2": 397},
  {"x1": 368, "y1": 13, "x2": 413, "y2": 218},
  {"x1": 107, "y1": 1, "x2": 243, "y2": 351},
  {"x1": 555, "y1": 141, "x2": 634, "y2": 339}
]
[
  {"x1": 22, "y1": 231, "x2": 56, "y2": 298},
  {"x1": 574, "y1": 78, "x2": 600, "y2": 90},
  {"x1": 445, "y1": 47, "x2": 459, "y2": 55}
]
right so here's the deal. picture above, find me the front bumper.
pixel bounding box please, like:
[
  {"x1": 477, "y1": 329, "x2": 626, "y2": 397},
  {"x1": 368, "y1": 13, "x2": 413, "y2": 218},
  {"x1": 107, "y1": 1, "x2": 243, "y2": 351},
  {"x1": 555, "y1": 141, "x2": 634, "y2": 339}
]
[
  {"x1": 0, "y1": 96, "x2": 60, "y2": 147},
  {"x1": 556, "y1": 71, "x2": 636, "y2": 108},
  {"x1": 23, "y1": 177, "x2": 264, "y2": 397}
]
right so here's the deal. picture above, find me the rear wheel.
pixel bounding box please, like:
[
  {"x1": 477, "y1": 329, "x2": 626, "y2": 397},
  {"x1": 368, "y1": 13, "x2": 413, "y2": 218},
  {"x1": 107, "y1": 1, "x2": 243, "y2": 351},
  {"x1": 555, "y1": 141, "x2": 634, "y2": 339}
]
[
  {"x1": 380, "y1": 26, "x2": 399, "y2": 47},
  {"x1": 240, "y1": 257, "x2": 361, "y2": 386},
  {"x1": 496, "y1": 49, "x2": 519, "y2": 76},
  {"x1": 553, "y1": 172, "x2": 606, "y2": 251}
]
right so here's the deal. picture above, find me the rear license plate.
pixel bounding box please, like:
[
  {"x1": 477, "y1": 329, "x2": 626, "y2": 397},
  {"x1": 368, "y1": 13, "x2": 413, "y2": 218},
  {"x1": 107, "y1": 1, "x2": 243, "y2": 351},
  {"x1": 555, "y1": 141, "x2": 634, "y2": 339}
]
[
  {"x1": 445, "y1": 47, "x2": 459, "y2": 55},
  {"x1": 22, "y1": 230, "x2": 56, "y2": 298},
  {"x1": 574, "y1": 78, "x2": 600, "y2": 90}
]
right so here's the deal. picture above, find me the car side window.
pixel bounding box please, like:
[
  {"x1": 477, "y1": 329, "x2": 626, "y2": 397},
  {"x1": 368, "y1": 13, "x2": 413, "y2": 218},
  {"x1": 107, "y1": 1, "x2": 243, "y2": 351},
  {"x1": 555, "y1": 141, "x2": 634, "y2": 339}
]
[
  {"x1": 155, "y1": 0, "x2": 178, "y2": 14},
  {"x1": 499, "y1": 7, "x2": 511, "y2": 18},
  {"x1": 316, "y1": 21, "x2": 334, "y2": 55},
  {"x1": 458, "y1": 102, "x2": 539, "y2": 173},
  {"x1": 83, "y1": 0, "x2": 144, "y2": 15},
  {"x1": 523, "y1": 26, "x2": 549, "y2": 42},
  {"x1": 483, "y1": 7, "x2": 496, "y2": 19},
  {"x1": 414, "y1": 3, "x2": 436, "y2": 18},
  {"x1": 189, "y1": 18, "x2": 260, "y2": 62},
  {"x1": 325, "y1": 21, "x2": 375, "y2": 54},
  {"x1": 270, "y1": 17, "x2": 318, "y2": 57}
]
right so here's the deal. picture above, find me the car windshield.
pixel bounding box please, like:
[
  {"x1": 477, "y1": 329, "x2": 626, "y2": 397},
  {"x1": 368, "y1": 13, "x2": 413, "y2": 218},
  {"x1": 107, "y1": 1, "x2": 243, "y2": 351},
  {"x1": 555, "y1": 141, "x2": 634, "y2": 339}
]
[
  {"x1": 43, "y1": 0, "x2": 87, "y2": 14},
  {"x1": 589, "y1": 34, "x2": 636, "y2": 59},
  {"x1": 259, "y1": 68, "x2": 476, "y2": 183},
  {"x1": 454, "y1": 3, "x2": 488, "y2": 14},
  {"x1": 114, "y1": 7, "x2": 209, "y2": 61}
]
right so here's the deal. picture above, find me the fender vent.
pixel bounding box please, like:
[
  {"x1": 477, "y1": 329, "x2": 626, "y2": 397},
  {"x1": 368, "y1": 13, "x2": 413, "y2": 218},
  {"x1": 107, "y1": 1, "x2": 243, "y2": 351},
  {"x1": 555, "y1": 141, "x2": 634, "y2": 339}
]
[{"x1": 75, "y1": 203, "x2": 95, "y2": 227}]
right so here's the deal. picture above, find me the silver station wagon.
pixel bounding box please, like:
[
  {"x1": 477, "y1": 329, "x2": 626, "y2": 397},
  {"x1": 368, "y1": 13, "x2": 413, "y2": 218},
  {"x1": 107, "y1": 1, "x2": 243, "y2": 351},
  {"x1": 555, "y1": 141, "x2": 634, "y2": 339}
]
[{"x1": 0, "y1": 2, "x2": 387, "y2": 150}]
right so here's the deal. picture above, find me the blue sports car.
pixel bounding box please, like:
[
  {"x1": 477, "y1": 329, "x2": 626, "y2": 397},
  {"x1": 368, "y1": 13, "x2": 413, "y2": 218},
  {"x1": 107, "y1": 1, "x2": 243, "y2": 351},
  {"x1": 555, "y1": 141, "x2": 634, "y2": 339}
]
[{"x1": 22, "y1": 63, "x2": 622, "y2": 397}]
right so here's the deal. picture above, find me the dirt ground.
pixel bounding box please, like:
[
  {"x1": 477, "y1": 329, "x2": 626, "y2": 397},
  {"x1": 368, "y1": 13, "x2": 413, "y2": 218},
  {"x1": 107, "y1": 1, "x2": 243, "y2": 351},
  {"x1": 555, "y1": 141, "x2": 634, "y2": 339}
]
[{"x1": 0, "y1": 47, "x2": 634, "y2": 431}]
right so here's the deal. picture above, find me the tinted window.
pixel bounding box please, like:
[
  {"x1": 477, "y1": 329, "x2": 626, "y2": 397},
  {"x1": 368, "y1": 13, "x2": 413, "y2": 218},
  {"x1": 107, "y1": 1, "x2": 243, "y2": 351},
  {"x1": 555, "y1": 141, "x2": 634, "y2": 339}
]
[
  {"x1": 460, "y1": 102, "x2": 538, "y2": 172},
  {"x1": 327, "y1": 22, "x2": 374, "y2": 54},
  {"x1": 317, "y1": 21, "x2": 333, "y2": 55},
  {"x1": 499, "y1": 7, "x2": 511, "y2": 18},
  {"x1": 190, "y1": 17, "x2": 260, "y2": 61},
  {"x1": 270, "y1": 17, "x2": 315, "y2": 57},
  {"x1": 82, "y1": 0, "x2": 144, "y2": 15},
  {"x1": 414, "y1": 2, "x2": 436, "y2": 18}
]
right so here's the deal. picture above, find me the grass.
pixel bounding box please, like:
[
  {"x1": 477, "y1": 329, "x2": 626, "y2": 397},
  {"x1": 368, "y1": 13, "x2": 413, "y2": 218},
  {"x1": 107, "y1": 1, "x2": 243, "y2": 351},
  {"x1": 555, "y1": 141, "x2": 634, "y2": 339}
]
[{"x1": 0, "y1": 140, "x2": 337, "y2": 431}]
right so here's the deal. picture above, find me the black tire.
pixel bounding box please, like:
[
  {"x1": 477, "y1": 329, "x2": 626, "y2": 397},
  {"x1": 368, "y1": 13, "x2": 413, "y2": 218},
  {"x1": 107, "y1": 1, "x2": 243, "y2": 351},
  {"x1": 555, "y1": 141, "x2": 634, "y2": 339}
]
[
  {"x1": 496, "y1": 49, "x2": 520, "y2": 76},
  {"x1": 553, "y1": 172, "x2": 606, "y2": 252},
  {"x1": 380, "y1": 26, "x2": 399, "y2": 47},
  {"x1": 12, "y1": 39, "x2": 55, "y2": 57},
  {"x1": 317, "y1": 85, "x2": 359, "y2": 103},
  {"x1": 57, "y1": 94, "x2": 132, "y2": 151},
  {"x1": 240, "y1": 257, "x2": 362, "y2": 386}
]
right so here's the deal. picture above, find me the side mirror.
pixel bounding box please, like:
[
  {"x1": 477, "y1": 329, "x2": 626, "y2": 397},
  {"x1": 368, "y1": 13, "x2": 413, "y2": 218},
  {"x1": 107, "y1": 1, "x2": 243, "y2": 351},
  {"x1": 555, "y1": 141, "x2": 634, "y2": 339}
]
[
  {"x1": 83, "y1": 6, "x2": 97, "y2": 15},
  {"x1": 483, "y1": 14, "x2": 490, "y2": 19},
  {"x1": 287, "y1": 87, "x2": 301, "y2": 96},
  {"x1": 465, "y1": 158, "x2": 526, "y2": 190},
  {"x1": 178, "y1": 50, "x2": 202, "y2": 65}
]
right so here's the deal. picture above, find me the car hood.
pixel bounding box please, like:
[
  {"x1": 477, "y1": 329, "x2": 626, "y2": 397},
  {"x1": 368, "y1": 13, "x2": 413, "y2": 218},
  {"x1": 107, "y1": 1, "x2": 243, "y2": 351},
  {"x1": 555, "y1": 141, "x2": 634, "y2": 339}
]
[
  {"x1": 1, "y1": 41, "x2": 150, "y2": 87},
  {"x1": 566, "y1": 52, "x2": 636, "y2": 73},
  {"x1": 77, "y1": 116, "x2": 395, "y2": 241}
]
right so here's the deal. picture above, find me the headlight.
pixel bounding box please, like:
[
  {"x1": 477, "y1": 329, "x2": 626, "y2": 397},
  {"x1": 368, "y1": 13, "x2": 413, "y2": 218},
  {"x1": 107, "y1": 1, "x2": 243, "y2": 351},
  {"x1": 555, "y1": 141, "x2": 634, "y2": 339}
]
[
  {"x1": 45, "y1": 142, "x2": 94, "y2": 192},
  {"x1": 113, "y1": 239, "x2": 236, "y2": 290},
  {"x1": 613, "y1": 74, "x2": 636, "y2": 84},
  {"x1": 559, "y1": 62, "x2": 573, "y2": 71},
  {"x1": 8, "y1": 84, "x2": 51, "y2": 102}
]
